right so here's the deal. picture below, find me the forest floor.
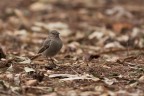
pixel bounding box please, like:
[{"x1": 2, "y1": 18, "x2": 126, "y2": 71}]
[{"x1": 0, "y1": 0, "x2": 144, "y2": 96}]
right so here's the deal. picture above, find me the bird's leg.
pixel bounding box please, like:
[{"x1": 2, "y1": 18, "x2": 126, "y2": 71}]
[
  {"x1": 46, "y1": 56, "x2": 49, "y2": 63},
  {"x1": 46, "y1": 57, "x2": 55, "y2": 64},
  {"x1": 50, "y1": 57, "x2": 55, "y2": 64},
  {"x1": 45, "y1": 57, "x2": 56, "y2": 70}
]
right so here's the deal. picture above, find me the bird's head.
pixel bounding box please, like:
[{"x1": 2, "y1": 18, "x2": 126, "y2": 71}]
[{"x1": 49, "y1": 30, "x2": 60, "y2": 38}]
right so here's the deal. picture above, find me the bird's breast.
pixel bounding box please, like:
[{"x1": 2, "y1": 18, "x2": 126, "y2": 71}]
[{"x1": 43, "y1": 39, "x2": 62, "y2": 57}]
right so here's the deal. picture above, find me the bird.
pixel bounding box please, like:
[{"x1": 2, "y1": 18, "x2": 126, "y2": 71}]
[{"x1": 31, "y1": 30, "x2": 63, "y2": 64}]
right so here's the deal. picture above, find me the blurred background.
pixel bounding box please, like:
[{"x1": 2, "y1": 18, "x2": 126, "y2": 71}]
[{"x1": 0, "y1": 0, "x2": 144, "y2": 56}]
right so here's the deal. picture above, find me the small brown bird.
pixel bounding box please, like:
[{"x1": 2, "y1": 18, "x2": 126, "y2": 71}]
[{"x1": 31, "y1": 30, "x2": 63, "y2": 64}]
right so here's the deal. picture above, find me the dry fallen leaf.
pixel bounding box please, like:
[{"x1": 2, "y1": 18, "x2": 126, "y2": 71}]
[
  {"x1": 104, "y1": 41, "x2": 124, "y2": 49},
  {"x1": 30, "y1": 2, "x2": 51, "y2": 12},
  {"x1": 106, "y1": 6, "x2": 133, "y2": 19},
  {"x1": 67, "y1": 90, "x2": 77, "y2": 96},
  {"x1": 14, "y1": 74, "x2": 21, "y2": 86},
  {"x1": 112, "y1": 22, "x2": 133, "y2": 33},
  {"x1": 19, "y1": 58, "x2": 31, "y2": 64},
  {"x1": 25, "y1": 79, "x2": 38, "y2": 86},
  {"x1": 24, "y1": 67, "x2": 35, "y2": 73},
  {"x1": 95, "y1": 86, "x2": 105, "y2": 92},
  {"x1": 49, "y1": 74, "x2": 100, "y2": 81},
  {"x1": 103, "y1": 55, "x2": 120, "y2": 62},
  {"x1": 17, "y1": 56, "x2": 31, "y2": 64},
  {"x1": 138, "y1": 75, "x2": 144, "y2": 83},
  {"x1": 103, "y1": 78, "x2": 118, "y2": 85},
  {"x1": 6, "y1": 73, "x2": 14, "y2": 81},
  {"x1": 41, "y1": 92, "x2": 57, "y2": 96},
  {"x1": 88, "y1": 31, "x2": 104, "y2": 40}
]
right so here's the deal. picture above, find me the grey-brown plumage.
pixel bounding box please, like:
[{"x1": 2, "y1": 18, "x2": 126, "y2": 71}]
[
  {"x1": 30, "y1": 30, "x2": 62, "y2": 64},
  {"x1": 38, "y1": 30, "x2": 63, "y2": 59}
]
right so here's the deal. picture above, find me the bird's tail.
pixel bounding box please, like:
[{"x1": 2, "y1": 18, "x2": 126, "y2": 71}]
[{"x1": 30, "y1": 54, "x2": 42, "y2": 60}]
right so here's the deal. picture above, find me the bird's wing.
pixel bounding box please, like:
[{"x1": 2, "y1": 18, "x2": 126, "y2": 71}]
[{"x1": 38, "y1": 40, "x2": 51, "y2": 53}]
